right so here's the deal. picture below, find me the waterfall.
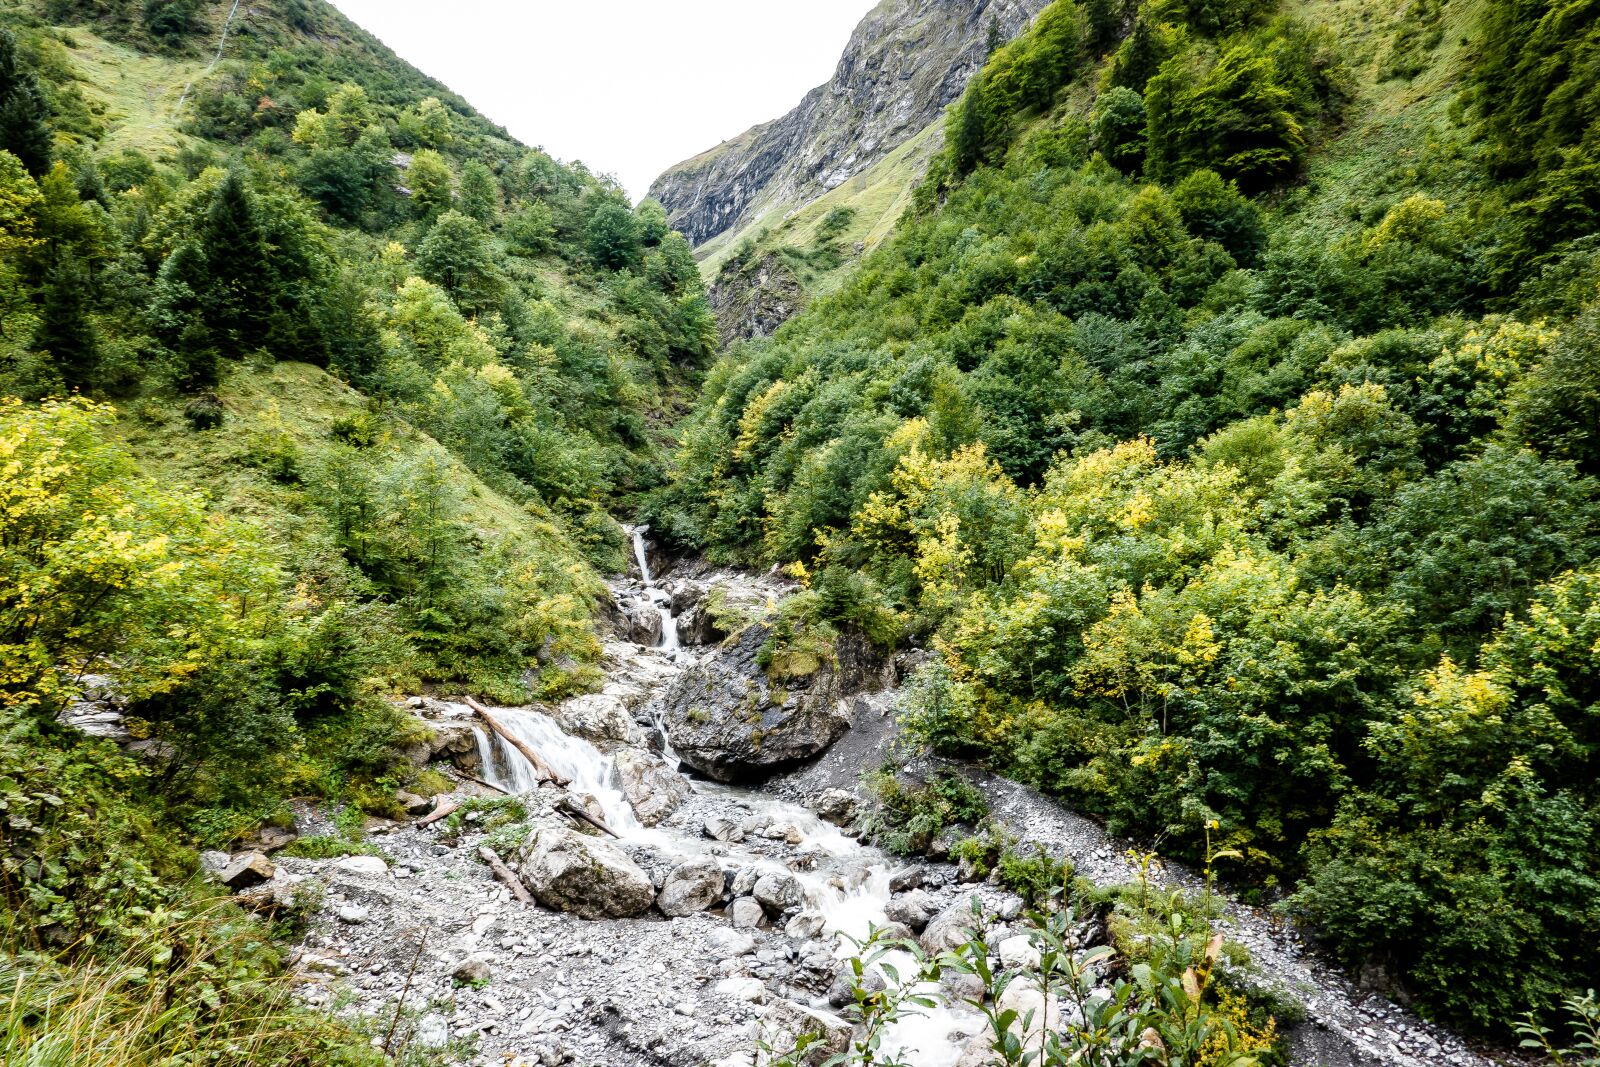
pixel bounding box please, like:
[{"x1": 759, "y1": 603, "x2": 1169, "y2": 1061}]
[{"x1": 630, "y1": 525, "x2": 680, "y2": 654}]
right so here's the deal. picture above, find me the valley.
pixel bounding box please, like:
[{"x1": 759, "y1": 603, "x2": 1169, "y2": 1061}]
[{"x1": 2, "y1": 0, "x2": 1598, "y2": 1065}]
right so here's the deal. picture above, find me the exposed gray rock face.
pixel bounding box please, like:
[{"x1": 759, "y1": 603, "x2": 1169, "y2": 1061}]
[
  {"x1": 659, "y1": 623, "x2": 892, "y2": 782},
  {"x1": 649, "y1": 0, "x2": 1050, "y2": 249},
  {"x1": 516, "y1": 826, "x2": 656, "y2": 920},
  {"x1": 708, "y1": 252, "x2": 808, "y2": 343}
]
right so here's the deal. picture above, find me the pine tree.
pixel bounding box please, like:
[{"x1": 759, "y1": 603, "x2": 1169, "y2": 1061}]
[
  {"x1": 201, "y1": 170, "x2": 275, "y2": 352},
  {"x1": 986, "y1": 17, "x2": 1003, "y2": 56},
  {"x1": 951, "y1": 81, "x2": 988, "y2": 177},
  {"x1": 32, "y1": 255, "x2": 98, "y2": 388},
  {"x1": 0, "y1": 29, "x2": 52, "y2": 177}
]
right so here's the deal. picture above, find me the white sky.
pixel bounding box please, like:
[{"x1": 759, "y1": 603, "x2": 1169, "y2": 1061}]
[{"x1": 329, "y1": 1, "x2": 878, "y2": 202}]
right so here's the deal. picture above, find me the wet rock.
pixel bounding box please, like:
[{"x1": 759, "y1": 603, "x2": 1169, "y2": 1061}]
[
  {"x1": 615, "y1": 596, "x2": 663, "y2": 646},
  {"x1": 661, "y1": 623, "x2": 891, "y2": 782},
  {"x1": 615, "y1": 749, "x2": 690, "y2": 826},
  {"x1": 220, "y1": 852, "x2": 274, "y2": 890},
  {"x1": 517, "y1": 826, "x2": 655, "y2": 920},
  {"x1": 888, "y1": 866, "x2": 925, "y2": 893},
  {"x1": 807, "y1": 788, "x2": 858, "y2": 827},
  {"x1": 753, "y1": 871, "x2": 806, "y2": 917},
  {"x1": 785, "y1": 913, "x2": 827, "y2": 940},
  {"x1": 705, "y1": 816, "x2": 746, "y2": 844},
  {"x1": 884, "y1": 890, "x2": 938, "y2": 933},
  {"x1": 554, "y1": 693, "x2": 643, "y2": 746},
  {"x1": 658, "y1": 858, "x2": 726, "y2": 918},
  {"x1": 731, "y1": 896, "x2": 766, "y2": 929},
  {"x1": 827, "y1": 964, "x2": 886, "y2": 1008}
]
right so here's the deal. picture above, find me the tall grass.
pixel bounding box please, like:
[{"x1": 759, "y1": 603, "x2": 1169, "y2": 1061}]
[{"x1": 0, "y1": 903, "x2": 379, "y2": 1067}]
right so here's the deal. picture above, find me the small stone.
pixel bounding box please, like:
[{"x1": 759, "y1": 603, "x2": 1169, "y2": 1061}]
[
  {"x1": 396, "y1": 790, "x2": 433, "y2": 817},
  {"x1": 998, "y1": 934, "x2": 1041, "y2": 970},
  {"x1": 336, "y1": 904, "x2": 370, "y2": 925},
  {"x1": 451, "y1": 953, "x2": 493, "y2": 985},
  {"x1": 888, "y1": 866, "x2": 924, "y2": 893},
  {"x1": 753, "y1": 872, "x2": 805, "y2": 917},
  {"x1": 334, "y1": 855, "x2": 390, "y2": 878},
  {"x1": 416, "y1": 1014, "x2": 450, "y2": 1049},
  {"x1": 658, "y1": 858, "x2": 726, "y2": 918},
  {"x1": 785, "y1": 913, "x2": 826, "y2": 940},
  {"x1": 715, "y1": 976, "x2": 767, "y2": 1003}
]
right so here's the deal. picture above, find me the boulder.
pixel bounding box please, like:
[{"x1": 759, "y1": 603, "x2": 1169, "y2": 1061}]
[
  {"x1": 758, "y1": 999, "x2": 852, "y2": 1066},
  {"x1": 730, "y1": 896, "x2": 766, "y2": 929},
  {"x1": 884, "y1": 890, "x2": 938, "y2": 933},
  {"x1": 396, "y1": 790, "x2": 433, "y2": 817},
  {"x1": 753, "y1": 871, "x2": 806, "y2": 917},
  {"x1": 704, "y1": 816, "x2": 745, "y2": 844},
  {"x1": 998, "y1": 933, "x2": 1042, "y2": 971},
  {"x1": 707, "y1": 928, "x2": 757, "y2": 959},
  {"x1": 219, "y1": 852, "x2": 274, "y2": 890},
  {"x1": 660, "y1": 623, "x2": 891, "y2": 782},
  {"x1": 920, "y1": 902, "x2": 985, "y2": 954},
  {"x1": 998, "y1": 979, "x2": 1061, "y2": 1045},
  {"x1": 517, "y1": 826, "x2": 655, "y2": 920},
  {"x1": 554, "y1": 693, "x2": 643, "y2": 746},
  {"x1": 614, "y1": 596, "x2": 663, "y2": 646},
  {"x1": 807, "y1": 788, "x2": 858, "y2": 827},
  {"x1": 615, "y1": 749, "x2": 689, "y2": 826},
  {"x1": 658, "y1": 858, "x2": 726, "y2": 917}
]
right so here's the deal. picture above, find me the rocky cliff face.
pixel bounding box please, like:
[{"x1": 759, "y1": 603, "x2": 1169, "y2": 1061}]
[{"x1": 650, "y1": 0, "x2": 1051, "y2": 250}]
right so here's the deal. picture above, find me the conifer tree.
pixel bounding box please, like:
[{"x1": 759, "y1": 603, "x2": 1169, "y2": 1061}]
[
  {"x1": 201, "y1": 170, "x2": 275, "y2": 352},
  {"x1": 951, "y1": 80, "x2": 988, "y2": 177},
  {"x1": 0, "y1": 29, "x2": 52, "y2": 178},
  {"x1": 32, "y1": 255, "x2": 97, "y2": 388}
]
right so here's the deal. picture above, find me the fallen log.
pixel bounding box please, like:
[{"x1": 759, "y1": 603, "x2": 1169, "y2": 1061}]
[
  {"x1": 463, "y1": 696, "x2": 570, "y2": 788},
  {"x1": 464, "y1": 773, "x2": 512, "y2": 796},
  {"x1": 417, "y1": 797, "x2": 459, "y2": 827},
  {"x1": 477, "y1": 846, "x2": 534, "y2": 904},
  {"x1": 557, "y1": 796, "x2": 621, "y2": 840}
]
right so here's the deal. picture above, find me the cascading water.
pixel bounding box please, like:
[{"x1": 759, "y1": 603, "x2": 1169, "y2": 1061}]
[
  {"x1": 457, "y1": 535, "x2": 979, "y2": 1064},
  {"x1": 630, "y1": 525, "x2": 680, "y2": 655}
]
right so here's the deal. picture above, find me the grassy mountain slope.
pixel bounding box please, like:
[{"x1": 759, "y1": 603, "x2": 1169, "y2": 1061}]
[
  {"x1": 0, "y1": 1, "x2": 713, "y2": 1059},
  {"x1": 653, "y1": 0, "x2": 1600, "y2": 1037}
]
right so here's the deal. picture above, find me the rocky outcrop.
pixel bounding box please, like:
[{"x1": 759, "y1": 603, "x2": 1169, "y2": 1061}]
[
  {"x1": 649, "y1": 0, "x2": 1050, "y2": 249},
  {"x1": 516, "y1": 826, "x2": 656, "y2": 920},
  {"x1": 708, "y1": 251, "x2": 808, "y2": 343},
  {"x1": 658, "y1": 623, "x2": 893, "y2": 782}
]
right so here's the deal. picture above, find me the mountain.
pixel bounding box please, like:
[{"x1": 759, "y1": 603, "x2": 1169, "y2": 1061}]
[
  {"x1": 653, "y1": 0, "x2": 1600, "y2": 1042},
  {"x1": 650, "y1": 0, "x2": 1051, "y2": 339}
]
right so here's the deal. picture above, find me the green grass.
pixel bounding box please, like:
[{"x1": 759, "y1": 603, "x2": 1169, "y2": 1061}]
[{"x1": 52, "y1": 26, "x2": 204, "y2": 159}]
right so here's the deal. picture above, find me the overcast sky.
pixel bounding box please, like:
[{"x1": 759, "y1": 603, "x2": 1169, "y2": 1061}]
[{"x1": 329, "y1": 1, "x2": 878, "y2": 201}]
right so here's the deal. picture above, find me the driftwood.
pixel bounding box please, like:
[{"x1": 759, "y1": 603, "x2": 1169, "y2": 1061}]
[
  {"x1": 417, "y1": 797, "x2": 459, "y2": 827},
  {"x1": 463, "y1": 773, "x2": 512, "y2": 796},
  {"x1": 557, "y1": 796, "x2": 621, "y2": 840},
  {"x1": 477, "y1": 846, "x2": 534, "y2": 904},
  {"x1": 463, "y1": 696, "x2": 570, "y2": 787}
]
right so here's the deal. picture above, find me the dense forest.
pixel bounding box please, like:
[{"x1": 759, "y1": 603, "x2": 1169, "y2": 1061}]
[
  {"x1": 650, "y1": 0, "x2": 1600, "y2": 1039},
  {"x1": 2, "y1": 0, "x2": 1599, "y2": 1062}
]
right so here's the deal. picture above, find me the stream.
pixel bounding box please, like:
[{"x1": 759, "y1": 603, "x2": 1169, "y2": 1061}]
[{"x1": 458, "y1": 529, "x2": 981, "y2": 1066}]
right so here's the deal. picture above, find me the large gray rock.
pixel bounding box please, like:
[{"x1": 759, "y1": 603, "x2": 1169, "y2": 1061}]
[
  {"x1": 658, "y1": 858, "x2": 726, "y2": 917},
  {"x1": 758, "y1": 999, "x2": 853, "y2": 1067},
  {"x1": 516, "y1": 826, "x2": 656, "y2": 920},
  {"x1": 554, "y1": 693, "x2": 643, "y2": 747},
  {"x1": 219, "y1": 852, "x2": 274, "y2": 890},
  {"x1": 659, "y1": 623, "x2": 890, "y2": 782},
  {"x1": 614, "y1": 749, "x2": 689, "y2": 826},
  {"x1": 753, "y1": 871, "x2": 806, "y2": 917}
]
